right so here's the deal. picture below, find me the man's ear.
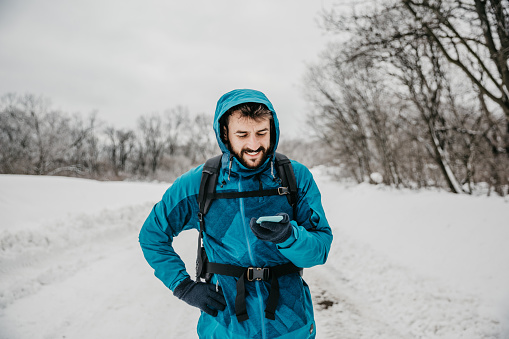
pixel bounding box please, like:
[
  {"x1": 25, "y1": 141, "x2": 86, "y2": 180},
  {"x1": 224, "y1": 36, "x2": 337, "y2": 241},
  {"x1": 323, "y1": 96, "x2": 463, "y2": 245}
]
[{"x1": 222, "y1": 125, "x2": 228, "y2": 142}]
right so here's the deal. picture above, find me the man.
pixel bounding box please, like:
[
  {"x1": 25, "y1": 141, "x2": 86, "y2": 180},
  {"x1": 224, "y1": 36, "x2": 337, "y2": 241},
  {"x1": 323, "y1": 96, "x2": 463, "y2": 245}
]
[{"x1": 139, "y1": 89, "x2": 333, "y2": 338}]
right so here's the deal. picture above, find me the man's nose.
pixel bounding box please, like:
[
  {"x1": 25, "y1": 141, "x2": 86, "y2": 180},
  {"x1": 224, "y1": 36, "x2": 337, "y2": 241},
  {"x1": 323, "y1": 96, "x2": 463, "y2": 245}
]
[{"x1": 246, "y1": 134, "x2": 260, "y2": 149}]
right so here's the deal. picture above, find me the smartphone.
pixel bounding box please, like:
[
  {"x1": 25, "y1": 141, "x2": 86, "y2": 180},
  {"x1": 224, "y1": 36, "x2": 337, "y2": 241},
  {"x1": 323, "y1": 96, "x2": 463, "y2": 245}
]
[{"x1": 256, "y1": 215, "x2": 284, "y2": 224}]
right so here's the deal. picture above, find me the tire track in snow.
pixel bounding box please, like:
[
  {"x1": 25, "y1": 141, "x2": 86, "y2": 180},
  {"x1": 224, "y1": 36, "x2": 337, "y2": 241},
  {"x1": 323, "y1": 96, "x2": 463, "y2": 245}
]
[
  {"x1": 0, "y1": 195, "x2": 503, "y2": 338},
  {"x1": 0, "y1": 203, "x2": 153, "y2": 309},
  {"x1": 0, "y1": 235, "x2": 198, "y2": 339},
  {"x1": 0, "y1": 203, "x2": 201, "y2": 339},
  {"x1": 309, "y1": 228, "x2": 501, "y2": 338}
]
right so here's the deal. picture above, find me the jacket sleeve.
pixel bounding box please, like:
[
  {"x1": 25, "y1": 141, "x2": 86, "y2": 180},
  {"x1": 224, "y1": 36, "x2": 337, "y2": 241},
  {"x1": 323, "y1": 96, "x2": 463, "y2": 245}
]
[
  {"x1": 276, "y1": 161, "x2": 333, "y2": 268},
  {"x1": 138, "y1": 166, "x2": 201, "y2": 291}
]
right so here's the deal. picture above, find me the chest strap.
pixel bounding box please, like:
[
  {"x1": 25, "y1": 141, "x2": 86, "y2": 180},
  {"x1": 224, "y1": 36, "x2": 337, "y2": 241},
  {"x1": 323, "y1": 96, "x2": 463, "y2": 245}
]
[
  {"x1": 210, "y1": 187, "x2": 290, "y2": 200},
  {"x1": 204, "y1": 261, "x2": 302, "y2": 322}
]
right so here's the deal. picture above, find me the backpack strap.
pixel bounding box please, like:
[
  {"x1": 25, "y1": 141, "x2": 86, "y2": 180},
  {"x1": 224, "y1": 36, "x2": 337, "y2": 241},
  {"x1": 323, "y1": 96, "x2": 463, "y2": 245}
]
[
  {"x1": 198, "y1": 153, "x2": 298, "y2": 218},
  {"x1": 275, "y1": 153, "x2": 298, "y2": 215},
  {"x1": 196, "y1": 155, "x2": 222, "y2": 280},
  {"x1": 198, "y1": 154, "x2": 222, "y2": 216},
  {"x1": 203, "y1": 261, "x2": 302, "y2": 322},
  {"x1": 195, "y1": 153, "x2": 300, "y2": 281}
]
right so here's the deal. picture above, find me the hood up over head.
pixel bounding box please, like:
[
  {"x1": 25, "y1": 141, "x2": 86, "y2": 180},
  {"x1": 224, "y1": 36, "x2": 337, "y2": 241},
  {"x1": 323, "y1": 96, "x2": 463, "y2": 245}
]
[{"x1": 213, "y1": 89, "x2": 280, "y2": 157}]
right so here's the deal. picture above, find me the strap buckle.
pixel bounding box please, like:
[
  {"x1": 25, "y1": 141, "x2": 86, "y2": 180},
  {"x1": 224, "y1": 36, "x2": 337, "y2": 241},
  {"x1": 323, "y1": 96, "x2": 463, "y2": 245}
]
[
  {"x1": 277, "y1": 187, "x2": 290, "y2": 195},
  {"x1": 246, "y1": 267, "x2": 270, "y2": 281}
]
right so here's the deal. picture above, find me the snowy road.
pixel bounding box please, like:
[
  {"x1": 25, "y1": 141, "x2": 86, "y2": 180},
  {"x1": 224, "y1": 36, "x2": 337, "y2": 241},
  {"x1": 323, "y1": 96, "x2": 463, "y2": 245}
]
[
  {"x1": 0, "y1": 203, "x2": 199, "y2": 339},
  {"x1": 0, "y1": 174, "x2": 507, "y2": 338}
]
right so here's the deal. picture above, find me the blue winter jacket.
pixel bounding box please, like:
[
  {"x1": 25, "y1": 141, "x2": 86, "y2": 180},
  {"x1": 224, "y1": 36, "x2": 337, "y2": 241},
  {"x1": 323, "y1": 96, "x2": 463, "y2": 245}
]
[{"x1": 139, "y1": 89, "x2": 333, "y2": 338}]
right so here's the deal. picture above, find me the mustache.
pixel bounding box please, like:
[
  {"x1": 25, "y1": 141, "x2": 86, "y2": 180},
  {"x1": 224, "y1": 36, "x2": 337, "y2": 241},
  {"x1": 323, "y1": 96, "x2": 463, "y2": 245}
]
[{"x1": 241, "y1": 147, "x2": 265, "y2": 154}]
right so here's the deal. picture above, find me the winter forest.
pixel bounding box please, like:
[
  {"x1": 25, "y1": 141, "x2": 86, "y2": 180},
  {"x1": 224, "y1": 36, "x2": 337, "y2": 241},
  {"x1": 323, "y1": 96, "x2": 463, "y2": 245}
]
[
  {"x1": 1, "y1": 1, "x2": 509, "y2": 338},
  {"x1": 1, "y1": 2, "x2": 509, "y2": 195}
]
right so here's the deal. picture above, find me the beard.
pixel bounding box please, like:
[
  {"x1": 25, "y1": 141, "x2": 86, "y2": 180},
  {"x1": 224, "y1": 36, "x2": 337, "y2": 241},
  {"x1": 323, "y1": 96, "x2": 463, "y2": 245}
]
[{"x1": 233, "y1": 146, "x2": 268, "y2": 169}]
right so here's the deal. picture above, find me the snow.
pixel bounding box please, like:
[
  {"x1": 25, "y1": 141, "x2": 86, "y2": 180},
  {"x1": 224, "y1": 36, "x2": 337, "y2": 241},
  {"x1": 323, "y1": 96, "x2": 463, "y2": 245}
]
[
  {"x1": 369, "y1": 172, "x2": 383, "y2": 184},
  {"x1": 0, "y1": 175, "x2": 166, "y2": 232},
  {"x1": 1, "y1": 172, "x2": 508, "y2": 338}
]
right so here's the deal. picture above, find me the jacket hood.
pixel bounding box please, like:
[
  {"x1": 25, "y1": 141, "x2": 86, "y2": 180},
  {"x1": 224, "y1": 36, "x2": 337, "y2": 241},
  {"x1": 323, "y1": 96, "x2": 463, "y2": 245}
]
[{"x1": 213, "y1": 89, "x2": 280, "y2": 155}]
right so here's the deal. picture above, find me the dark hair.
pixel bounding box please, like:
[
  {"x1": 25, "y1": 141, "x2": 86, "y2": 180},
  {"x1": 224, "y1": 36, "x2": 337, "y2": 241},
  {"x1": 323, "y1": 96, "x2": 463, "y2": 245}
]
[
  {"x1": 220, "y1": 102, "x2": 272, "y2": 127},
  {"x1": 219, "y1": 102, "x2": 276, "y2": 151}
]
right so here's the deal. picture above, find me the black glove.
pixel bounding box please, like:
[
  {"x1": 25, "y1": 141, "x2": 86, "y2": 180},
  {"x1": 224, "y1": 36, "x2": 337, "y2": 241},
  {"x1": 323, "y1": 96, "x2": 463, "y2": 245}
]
[
  {"x1": 173, "y1": 277, "x2": 226, "y2": 317},
  {"x1": 249, "y1": 213, "x2": 293, "y2": 244}
]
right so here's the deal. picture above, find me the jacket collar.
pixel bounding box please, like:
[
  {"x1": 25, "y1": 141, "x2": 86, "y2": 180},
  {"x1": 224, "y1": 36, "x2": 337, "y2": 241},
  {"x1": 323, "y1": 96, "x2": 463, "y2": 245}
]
[{"x1": 220, "y1": 152, "x2": 276, "y2": 180}]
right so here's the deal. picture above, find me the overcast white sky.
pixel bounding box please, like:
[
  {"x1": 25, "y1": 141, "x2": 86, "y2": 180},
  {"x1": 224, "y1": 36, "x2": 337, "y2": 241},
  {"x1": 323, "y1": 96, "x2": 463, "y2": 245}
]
[{"x1": 0, "y1": 0, "x2": 339, "y2": 138}]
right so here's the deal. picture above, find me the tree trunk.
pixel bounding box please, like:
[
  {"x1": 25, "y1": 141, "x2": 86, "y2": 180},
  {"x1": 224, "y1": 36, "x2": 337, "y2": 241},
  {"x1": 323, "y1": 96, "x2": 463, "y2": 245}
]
[{"x1": 427, "y1": 121, "x2": 462, "y2": 193}]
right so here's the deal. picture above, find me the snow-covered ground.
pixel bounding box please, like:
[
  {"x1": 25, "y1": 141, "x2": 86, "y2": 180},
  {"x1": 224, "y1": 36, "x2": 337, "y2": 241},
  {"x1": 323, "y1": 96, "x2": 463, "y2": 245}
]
[{"x1": 0, "y1": 172, "x2": 508, "y2": 338}]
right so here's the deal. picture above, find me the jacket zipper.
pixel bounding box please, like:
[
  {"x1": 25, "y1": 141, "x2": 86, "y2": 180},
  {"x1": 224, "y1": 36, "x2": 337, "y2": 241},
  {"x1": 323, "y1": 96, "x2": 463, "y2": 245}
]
[{"x1": 238, "y1": 178, "x2": 266, "y2": 339}]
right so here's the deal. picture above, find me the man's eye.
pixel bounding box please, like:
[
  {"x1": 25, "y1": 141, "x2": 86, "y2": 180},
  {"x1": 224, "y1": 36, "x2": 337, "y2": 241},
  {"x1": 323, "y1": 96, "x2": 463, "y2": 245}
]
[
  {"x1": 257, "y1": 132, "x2": 267, "y2": 136},
  {"x1": 237, "y1": 134, "x2": 247, "y2": 138}
]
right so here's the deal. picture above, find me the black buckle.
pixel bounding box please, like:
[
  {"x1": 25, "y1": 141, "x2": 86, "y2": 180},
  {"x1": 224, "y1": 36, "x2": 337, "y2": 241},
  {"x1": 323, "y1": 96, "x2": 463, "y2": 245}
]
[
  {"x1": 247, "y1": 267, "x2": 270, "y2": 281},
  {"x1": 198, "y1": 212, "x2": 203, "y2": 222},
  {"x1": 278, "y1": 187, "x2": 290, "y2": 195}
]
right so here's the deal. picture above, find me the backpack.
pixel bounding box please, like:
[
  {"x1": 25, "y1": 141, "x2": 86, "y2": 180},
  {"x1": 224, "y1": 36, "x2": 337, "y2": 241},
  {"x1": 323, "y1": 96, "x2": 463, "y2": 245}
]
[{"x1": 194, "y1": 152, "x2": 301, "y2": 322}]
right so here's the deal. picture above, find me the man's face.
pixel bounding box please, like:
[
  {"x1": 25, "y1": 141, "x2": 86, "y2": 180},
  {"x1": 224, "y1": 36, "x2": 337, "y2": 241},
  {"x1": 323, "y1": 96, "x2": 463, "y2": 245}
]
[{"x1": 225, "y1": 110, "x2": 271, "y2": 169}]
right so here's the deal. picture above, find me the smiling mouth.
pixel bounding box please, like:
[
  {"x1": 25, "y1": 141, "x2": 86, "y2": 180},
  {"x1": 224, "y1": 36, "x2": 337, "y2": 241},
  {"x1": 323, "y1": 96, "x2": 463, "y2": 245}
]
[{"x1": 243, "y1": 148, "x2": 264, "y2": 158}]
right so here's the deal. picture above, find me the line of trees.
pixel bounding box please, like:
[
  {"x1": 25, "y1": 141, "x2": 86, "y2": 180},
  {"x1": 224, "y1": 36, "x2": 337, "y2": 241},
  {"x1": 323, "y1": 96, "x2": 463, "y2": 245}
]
[
  {"x1": 0, "y1": 93, "x2": 218, "y2": 181},
  {"x1": 306, "y1": 0, "x2": 508, "y2": 196},
  {"x1": 0, "y1": 92, "x2": 330, "y2": 183}
]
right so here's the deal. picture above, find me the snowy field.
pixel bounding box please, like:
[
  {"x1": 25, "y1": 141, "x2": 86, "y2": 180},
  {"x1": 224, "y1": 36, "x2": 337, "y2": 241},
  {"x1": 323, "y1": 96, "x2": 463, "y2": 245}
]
[{"x1": 0, "y1": 171, "x2": 508, "y2": 338}]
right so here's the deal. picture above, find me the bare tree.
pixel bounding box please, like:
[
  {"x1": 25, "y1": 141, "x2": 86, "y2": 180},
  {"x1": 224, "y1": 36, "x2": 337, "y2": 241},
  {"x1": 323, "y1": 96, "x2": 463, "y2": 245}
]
[
  {"x1": 184, "y1": 113, "x2": 217, "y2": 164},
  {"x1": 0, "y1": 93, "x2": 33, "y2": 173},
  {"x1": 13, "y1": 94, "x2": 74, "y2": 175},
  {"x1": 56, "y1": 112, "x2": 102, "y2": 177},
  {"x1": 344, "y1": 62, "x2": 403, "y2": 185},
  {"x1": 401, "y1": 0, "x2": 509, "y2": 154},
  {"x1": 0, "y1": 93, "x2": 224, "y2": 180},
  {"x1": 83, "y1": 113, "x2": 101, "y2": 176},
  {"x1": 0, "y1": 93, "x2": 103, "y2": 177},
  {"x1": 391, "y1": 37, "x2": 464, "y2": 193},
  {"x1": 137, "y1": 113, "x2": 165, "y2": 174},
  {"x1": 306, "y1": 63, "x2": 374, "y2": 183},
  {"x1": 311, "y1": 0, "x2": 508, "y2": 194},
  {"x1": 164, "y1": 106, "x2": 190, "y2": 157}
]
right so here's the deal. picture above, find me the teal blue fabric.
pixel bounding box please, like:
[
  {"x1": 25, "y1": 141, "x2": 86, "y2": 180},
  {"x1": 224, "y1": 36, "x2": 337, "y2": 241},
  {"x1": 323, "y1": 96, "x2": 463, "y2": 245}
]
[{"x1": 139, "y1": 89, "x2": 332, "y2": 338}]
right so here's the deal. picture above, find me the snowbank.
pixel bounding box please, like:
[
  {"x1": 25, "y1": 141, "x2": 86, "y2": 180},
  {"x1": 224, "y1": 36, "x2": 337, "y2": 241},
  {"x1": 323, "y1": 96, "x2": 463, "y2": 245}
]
[
  {"x1": 0, "y1": 174, "x2": 169, "y2": 232},
  {"x1": 0, "y1": 173, "x2": 508, "y2": 338}
]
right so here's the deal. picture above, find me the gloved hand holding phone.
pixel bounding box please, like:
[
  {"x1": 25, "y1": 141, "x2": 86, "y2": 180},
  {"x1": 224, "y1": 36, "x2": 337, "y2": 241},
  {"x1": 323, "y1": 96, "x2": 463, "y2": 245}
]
[{"x1": 249, "y1": 212, "x2": 293, "y2": 244}]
